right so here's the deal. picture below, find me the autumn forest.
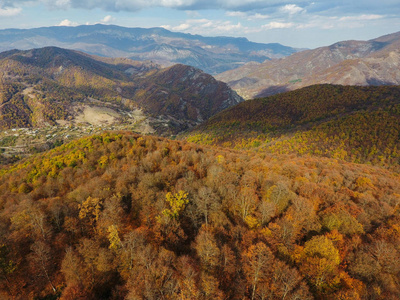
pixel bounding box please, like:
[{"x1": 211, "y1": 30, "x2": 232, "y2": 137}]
[
  {"x1": 1, "y1": 132, "x2": 400, "y2": 299},
  {"x1": 1, "y1": 44, "x2": 400, "y2": 300}
]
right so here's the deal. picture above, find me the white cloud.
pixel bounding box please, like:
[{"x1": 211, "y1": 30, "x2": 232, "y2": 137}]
[
  {"x1": 0, "y1": 6, "x2": 22, "y2": 16},
  {"x1": 250, "y1": 13, "x2": 270, "y2": 20},
  {"x1": 101, "y1": 15, "x2": 115, "y2": 23},
  {"x1": 161, "y1": 23, "x2": 193, "y2": 31},
  {"x1": 55, "y1": 0, "x2": 71, "y2": 7},
  {"x1": 0, "y1": 0, "x2": 310, "y2": 13},
  {"x1": 213, "y1": 21, "x2": 243, "y2": 32},
  {"x1": 42, "y1": 0, "x2": 71, "y2": 9},
  {"x1": 279, "y1": 4, "x2": 305, "y2": 15},
  {"x1": 263, "y1": 22, "x2": 295, "y2": 29},
  {"x1": 57, "y1": 19, "x2": 78, "y2": 26},
  {"x1": 173, "y1": 23, "x2": 191, "y2": 30},
  {"x1": 163, "y1": 18, "x2": 245, "y2": 36},
  {"x1": 226, "y1": 11, "x2": 269, "y2": 21},
  {"x1": 187, "y1": 18, "x2": 210, "y2": 24},
  {"x1": 185, "y1": 10, "x2": 200, "y2": 17},
  {"x1": 339, "y1": 14, "x2": 384, "y2": 21},
  {"x1": 3, "y1": 0, "x2": 400, "y2": 16},
  {"x1": 160, "y1": 0, "x2": 197, "y2": 7},
  {"x1": 226, "y1": 11, "x2": 247, "y2": 18},
  {"x1": 294, "y1": 13, "x2": 384, "y2": 31}
]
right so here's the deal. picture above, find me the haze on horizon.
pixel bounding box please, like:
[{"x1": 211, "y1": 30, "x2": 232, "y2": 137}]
[{"x1": 0, "y1": 0, "x2": 399, "y2": 49}]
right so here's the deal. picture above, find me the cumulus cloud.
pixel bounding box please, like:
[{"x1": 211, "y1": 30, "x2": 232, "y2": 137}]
[
  {"x1": 226, "y1": 11, "x2": 247, "y2": 18},
  {"x1": 0, "y1": 0, "x2": 400, "y2": 21},
  {"x1": 67, "y1": 0, "x2": 197, "y2": 11},
  {"x1": 101, "y1": 15, "x2": 115, "y2": 23},
  {"x1": 296, "y1": 19, "x2": 335, "y2": 30},
  {"x1": 57, "y1": 19, "x2": 78, "y2": 26},
  {"x1": 176, "y1": 23, "x2": 191, "y2": 30},
  {"x1": 0, "y1": 0, "x2": 333, "y2": 13},
  {"x1": 294, "y1": 12, "x2": 385, "y2": 31},
  {"x1": 339, "y1": 14, "x2": 384, "y2": 21},
  {"x1": 1, "y1": 0, "x2": 400, "y2": 15},
  {"x1": 185, "y1": 10, "x2": 201, "y2": 17},
  {"x1": 0, "y1": 6, "x2": 22, "y2": 16},
  {"x1": 188, "y1": 18, "x2": 211, "y2": 24},
  {"x1": 41, "y1": 0, "x2": 71, "y2": 9},
  {"x1": 262, "y1": 22, "x2": 295, "y2": 29},
  {"x1": 214, "y1": 21, "x2": 243, "y2": 31},
  {"x1": 279, "y1": 4, "x2": 305, "y2": 15},
  {"x1": 162, "y1": 18, "x2": 245, "y2": 35},
  {"x1": 250, "y1": 13, "x2": 270, "y2": 20},
  {"x1": 228, "y1": 11, "x2": 270, "y2": 20}
]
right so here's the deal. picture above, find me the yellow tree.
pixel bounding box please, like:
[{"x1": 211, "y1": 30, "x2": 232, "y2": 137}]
[
  {"x1": 78, "y1": 196, "x2": 102, "y2": 233},
  {"x1": 161, "y1": 190, "x2": 189, "y2": 220},
  {"x1": 107, "y1": 225, "x2": 121, "y2": 252},
  {"x1": 294, "y1": 235, "x2": 341, "y2": 296}
]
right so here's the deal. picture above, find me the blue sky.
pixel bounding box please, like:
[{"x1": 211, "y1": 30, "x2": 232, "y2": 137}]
[{"x1": 0, "y1": 0, "x2": 399, "y2": 48}]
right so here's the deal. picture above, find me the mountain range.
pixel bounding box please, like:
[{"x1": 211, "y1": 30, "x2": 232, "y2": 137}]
[
  {"x1": 3, "y1": 25, "x2": 399, "y2": 101},
  {"x1": 216, "y1": 31, "x2": 400, "y2": 99},
  {"x1": 0, "y1": 47, "x2": 242, "y2": 136},
  {"x1": 0, "y1": 24, "x2": 299, "y2": 75}
]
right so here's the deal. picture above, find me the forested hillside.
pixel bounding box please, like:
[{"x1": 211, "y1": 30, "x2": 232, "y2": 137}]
[
  {"x1": 1, "y1": 132, "x2": 400, "y2": 299},
  {"x1": 184, "y1": 84, "x2": 400, "y2": 169},
  {"x1": 0, "y1": 47, "x2": 242, "y2": 134}
]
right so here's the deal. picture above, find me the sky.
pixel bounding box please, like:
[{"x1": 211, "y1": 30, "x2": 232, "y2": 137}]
[{"x1": 0, "y1": 0, "x2": 399, "y2": 48}]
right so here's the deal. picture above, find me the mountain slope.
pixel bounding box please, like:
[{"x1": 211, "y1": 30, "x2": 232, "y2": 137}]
[
  {"x1": 1, "y1": 131, "x2": 400, "y2": 299},
  {"x1": 183, "y1": 84, "x2": 400, "y2": 168},
  {"x1": 0, "y1": 47, "x2": 242, "y2": 135},
  {"x1": 216, "y1": 31, "x2": 400, "y2": 99},
  {"x1": 0, "y1": 24, "x2": 299, "y2": 75}
]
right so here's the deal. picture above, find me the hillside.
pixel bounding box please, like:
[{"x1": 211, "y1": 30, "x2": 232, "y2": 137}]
[
  {"x1": 183, "y1": 84, "x2": 400, "y2": 169},
  {"x1": 0, "y1": 47, "x2": 242, "y2": 134},
  {"x1": 216, "y1": 31, "x2": 400, "y2": 99},
  {"x1": 1, "y1": 132, "x2": 400, "y2": 299},
  {"x1": 0, "y1": 24, "x2": 299, "y2": 75}
]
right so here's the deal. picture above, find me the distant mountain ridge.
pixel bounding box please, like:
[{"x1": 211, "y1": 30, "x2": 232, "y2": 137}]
[
  {"x1": 0, "y1": 24, "x2": 299, "y2": 75},
  {"x1": 0, "y1": 46, "x2": 243, "y2": 134},
  {"x1": 216, "y1": 31, "x2": 400, "y2": 99}
]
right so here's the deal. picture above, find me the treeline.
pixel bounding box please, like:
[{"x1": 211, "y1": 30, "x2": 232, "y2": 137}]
[
  {"x1": 1, "y1": 132, "x2": 400, "y2": 299},
  {"x1": 184, "y1": 84, "x2": 400, "y2": 168}
]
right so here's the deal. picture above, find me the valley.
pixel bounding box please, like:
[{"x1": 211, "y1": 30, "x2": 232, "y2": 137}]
[{"x1": 0, "y1": 46, "x2": 243, "y2": 163}]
